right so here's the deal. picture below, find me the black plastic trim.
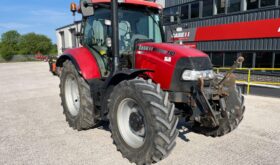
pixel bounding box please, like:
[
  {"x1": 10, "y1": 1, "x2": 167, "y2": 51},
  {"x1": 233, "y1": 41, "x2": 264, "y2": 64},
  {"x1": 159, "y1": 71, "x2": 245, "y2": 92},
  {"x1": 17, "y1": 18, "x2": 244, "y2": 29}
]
[
  {"x1": 56, "y1": 54, "x2": 81, "y2": 72},
  {"x1": 170, "y1": 57, "x2": 212, "y2": 92}
]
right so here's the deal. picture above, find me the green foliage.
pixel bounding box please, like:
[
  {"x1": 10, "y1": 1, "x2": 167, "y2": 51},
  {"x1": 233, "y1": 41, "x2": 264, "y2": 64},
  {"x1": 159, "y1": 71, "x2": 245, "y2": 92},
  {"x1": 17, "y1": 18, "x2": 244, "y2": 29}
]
[
  {"x1": 0, "y1": 30, "x2": 21, "y2": 60},
  {"x1": 19, "y1": 33, "x2": 52, "y2": 55},
  {"x1": 0, "y1": 30, "x2": 55, "y2": 61},
  {"x1": 0, "y1": 44, "x2": 16, "y2": 60},
  {"x1": 1, "y1": 30, "x2": 21, "y2": 47},
  {"x1": 50, "y1": 44, "x2": 58, "y2": 55}
]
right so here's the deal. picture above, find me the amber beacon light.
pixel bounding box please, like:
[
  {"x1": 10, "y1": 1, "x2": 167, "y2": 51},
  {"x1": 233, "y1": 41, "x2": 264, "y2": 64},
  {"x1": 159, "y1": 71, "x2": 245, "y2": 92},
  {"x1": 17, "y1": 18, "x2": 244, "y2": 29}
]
[{"x1": 70, "y1": 2, "x2": 77, "y2": 16}]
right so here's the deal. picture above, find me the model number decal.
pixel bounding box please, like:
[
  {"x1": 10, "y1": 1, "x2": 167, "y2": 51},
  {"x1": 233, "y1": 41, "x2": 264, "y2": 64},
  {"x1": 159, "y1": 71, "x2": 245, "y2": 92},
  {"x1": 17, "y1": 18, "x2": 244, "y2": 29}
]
[{"x1": 164, "y1": 57, "x2": 172, "y2": 62}]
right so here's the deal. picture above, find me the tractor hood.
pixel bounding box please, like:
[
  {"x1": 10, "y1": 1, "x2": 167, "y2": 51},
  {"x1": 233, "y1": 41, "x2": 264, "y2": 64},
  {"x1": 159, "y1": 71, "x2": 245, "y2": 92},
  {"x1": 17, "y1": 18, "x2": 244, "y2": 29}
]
[
  {"x1": 136, "y1": 42, "x2": 209, "y2": 59},
  {"x1": 135, "y1": 42, "x2": 213, "y2": 89},
  {"x1": 135, "y1": 42, "x2": 210, "y2": 67}
]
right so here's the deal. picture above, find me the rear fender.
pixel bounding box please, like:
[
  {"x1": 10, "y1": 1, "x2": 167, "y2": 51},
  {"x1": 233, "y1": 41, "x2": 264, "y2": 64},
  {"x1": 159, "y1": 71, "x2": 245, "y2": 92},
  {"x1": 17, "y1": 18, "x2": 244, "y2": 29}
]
[{"x1": 56, "y1": 47, "x2": 101, "y2": 80}]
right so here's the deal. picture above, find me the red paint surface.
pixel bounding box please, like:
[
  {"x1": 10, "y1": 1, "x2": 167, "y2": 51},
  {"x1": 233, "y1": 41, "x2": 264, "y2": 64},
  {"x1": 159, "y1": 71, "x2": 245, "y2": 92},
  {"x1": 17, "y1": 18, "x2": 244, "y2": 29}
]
[
  {"x1": 52, "y1": 63, "x2": 56, "y2": 72},
  {"x1": 64, "y1": 47, "x2": 101, "y2": 80},
  {"x1": 135, "y1": 43, "x2": 208, "y2": 89},
  {"x1": 172, "y1": 37, "x2": 189, "y2": 41},
  {"x1": 184, "y1": 43, "x2": 197, "y2": 48},
  {"x1": 91, "y1": 0, "x2": 162, "y2": 9},
  {"x1": 195, "y1": 18, "x2": 280, "y2": 41}
]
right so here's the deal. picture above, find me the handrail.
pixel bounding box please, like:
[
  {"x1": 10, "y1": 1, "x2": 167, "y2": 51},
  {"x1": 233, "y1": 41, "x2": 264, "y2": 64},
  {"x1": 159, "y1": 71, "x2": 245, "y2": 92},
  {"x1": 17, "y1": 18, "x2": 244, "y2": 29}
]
[{"x1": 214, "y1": 68, "x2": 280, "y2": 94}]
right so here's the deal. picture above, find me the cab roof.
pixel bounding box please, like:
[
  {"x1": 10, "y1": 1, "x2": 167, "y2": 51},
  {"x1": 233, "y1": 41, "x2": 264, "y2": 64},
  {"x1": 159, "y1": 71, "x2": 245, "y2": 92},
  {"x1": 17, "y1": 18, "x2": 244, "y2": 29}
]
[{"x1": 91, "y1": 0, "x2": 162, "y2": 9}]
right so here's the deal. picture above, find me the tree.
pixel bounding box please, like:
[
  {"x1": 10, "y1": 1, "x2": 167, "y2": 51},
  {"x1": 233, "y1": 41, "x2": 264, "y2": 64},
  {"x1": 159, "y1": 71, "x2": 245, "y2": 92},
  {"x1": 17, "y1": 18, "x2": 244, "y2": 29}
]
[
  {"x1": 0, "y1": 45, "x2": 16, "y2": 60},
  {"x1": 19, "y1": 33, "x2": 52, "y2": 55},
  {"x1": 50, "y1": 44, "x2": 58, "y2": 55},
  {"x1": 0, "y1": 30, "x2": 21, "y2": 60}
]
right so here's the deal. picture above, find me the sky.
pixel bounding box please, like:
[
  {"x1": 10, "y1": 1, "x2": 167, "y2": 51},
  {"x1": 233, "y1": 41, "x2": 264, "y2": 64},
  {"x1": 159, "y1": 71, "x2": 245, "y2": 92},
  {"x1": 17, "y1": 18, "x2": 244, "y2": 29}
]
[
  {"x1": 0, "y1": 0, "x2": 165, "y2": 44},
  {"x1": 0, "y1": 0, "x2": 81, "y2": 43}
]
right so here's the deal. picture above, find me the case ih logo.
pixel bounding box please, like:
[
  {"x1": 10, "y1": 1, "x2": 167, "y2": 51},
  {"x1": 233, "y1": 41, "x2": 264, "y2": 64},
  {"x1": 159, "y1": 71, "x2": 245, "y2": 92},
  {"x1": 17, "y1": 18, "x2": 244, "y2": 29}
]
[{"x1": 173, "y1": 32, "x2": 190, "y2": 39}]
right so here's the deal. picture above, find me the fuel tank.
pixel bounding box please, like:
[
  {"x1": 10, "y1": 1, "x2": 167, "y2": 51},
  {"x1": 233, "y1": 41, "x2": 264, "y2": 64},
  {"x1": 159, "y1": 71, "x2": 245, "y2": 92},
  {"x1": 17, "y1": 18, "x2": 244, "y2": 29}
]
[{"x1": 135, "y1": 43, "x2": 212, "y2": 90}]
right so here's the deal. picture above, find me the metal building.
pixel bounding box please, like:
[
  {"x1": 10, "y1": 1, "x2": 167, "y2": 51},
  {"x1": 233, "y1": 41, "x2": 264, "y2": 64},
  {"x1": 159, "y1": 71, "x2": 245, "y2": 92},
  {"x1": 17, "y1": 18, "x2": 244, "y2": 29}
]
[
  {"x1": 163, "y1": 0, "x2": 280, "y2": 69},
  {"x1": 56, "y1": 21, "x2": 81, "y2": 55}
]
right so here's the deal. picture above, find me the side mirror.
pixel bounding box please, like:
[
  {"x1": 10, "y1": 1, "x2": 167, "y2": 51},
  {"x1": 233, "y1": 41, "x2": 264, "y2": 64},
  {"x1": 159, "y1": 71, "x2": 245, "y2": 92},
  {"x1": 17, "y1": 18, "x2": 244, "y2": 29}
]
[{"x1": 80, "y1": 0, "x2": 94, "y2": 17}]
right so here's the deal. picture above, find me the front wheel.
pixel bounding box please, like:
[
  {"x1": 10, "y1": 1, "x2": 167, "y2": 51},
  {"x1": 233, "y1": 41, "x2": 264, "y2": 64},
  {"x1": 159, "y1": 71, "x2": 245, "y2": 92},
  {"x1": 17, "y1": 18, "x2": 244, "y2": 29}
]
[
  {"x1": 108, "y1": 78, "x2": 179, "y2": 165},
  {"x1": 193, "y1": 86, "x2": 245, "y2": 137}
]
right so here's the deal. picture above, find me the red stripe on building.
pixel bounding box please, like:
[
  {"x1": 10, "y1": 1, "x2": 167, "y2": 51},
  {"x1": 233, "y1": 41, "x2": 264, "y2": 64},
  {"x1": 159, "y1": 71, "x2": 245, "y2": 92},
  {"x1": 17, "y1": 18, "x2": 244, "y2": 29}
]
[{"x1": 195, "y1": 18, "x2": 280, "y2": 41}]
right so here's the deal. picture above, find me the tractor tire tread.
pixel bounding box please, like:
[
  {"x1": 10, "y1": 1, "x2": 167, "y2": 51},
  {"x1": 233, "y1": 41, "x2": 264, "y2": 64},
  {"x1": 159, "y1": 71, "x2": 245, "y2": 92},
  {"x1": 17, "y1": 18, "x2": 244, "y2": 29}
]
[
  {"x1": 193, "y1": 86, "x2": 245, "y2": 137},
  {"x1": 108, "y1": 78, "x2": 178, "y2": 165},
  {"x1": 59, "y1": 60, "x2": 97, "y2": 131}
]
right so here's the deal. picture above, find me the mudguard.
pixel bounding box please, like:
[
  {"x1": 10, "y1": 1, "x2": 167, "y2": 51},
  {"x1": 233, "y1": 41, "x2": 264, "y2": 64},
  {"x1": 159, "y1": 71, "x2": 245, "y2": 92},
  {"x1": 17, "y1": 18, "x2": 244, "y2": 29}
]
[
  {"x1": 56, "y1": 47, "x2": 101, "y2": 80},
  {"x1": 104, "y1": 69, "x2": 153, "y2": 88}
]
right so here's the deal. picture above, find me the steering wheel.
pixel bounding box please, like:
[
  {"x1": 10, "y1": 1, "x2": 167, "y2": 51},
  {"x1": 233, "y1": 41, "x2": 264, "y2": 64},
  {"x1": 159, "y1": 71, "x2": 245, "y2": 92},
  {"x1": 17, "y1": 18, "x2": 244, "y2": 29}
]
[{"x1": 130, "y1": 34, "x2": 149, "y2": 50}]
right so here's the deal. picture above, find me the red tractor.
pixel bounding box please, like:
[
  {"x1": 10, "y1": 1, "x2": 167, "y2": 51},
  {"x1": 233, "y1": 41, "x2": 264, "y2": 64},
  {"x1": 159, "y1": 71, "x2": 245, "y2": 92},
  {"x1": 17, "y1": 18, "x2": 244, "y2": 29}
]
[{"x1": 56, "y1": 0, "x2": 245, "y2": 164}]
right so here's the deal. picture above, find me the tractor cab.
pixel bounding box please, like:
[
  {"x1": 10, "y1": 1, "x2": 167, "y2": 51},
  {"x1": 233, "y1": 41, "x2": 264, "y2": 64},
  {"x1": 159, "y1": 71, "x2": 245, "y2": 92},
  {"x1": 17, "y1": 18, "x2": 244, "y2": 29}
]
[{"x1": 79, "y1": 0, "x2": 163, "y2": 76}]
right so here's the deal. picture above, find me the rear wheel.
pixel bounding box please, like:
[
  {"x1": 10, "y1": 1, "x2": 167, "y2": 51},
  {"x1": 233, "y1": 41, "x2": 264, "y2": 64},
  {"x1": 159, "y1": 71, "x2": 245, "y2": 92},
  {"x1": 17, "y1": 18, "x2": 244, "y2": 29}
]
[
  {"x1": 60, "y1": 60, "x2": 97, "y2": 130},
  {"x1": 193, "y1": 86, "x2": 245, "y2": 137},
  {"x1": 108, "y1": 78, "x2": 179, "y2": 165}
]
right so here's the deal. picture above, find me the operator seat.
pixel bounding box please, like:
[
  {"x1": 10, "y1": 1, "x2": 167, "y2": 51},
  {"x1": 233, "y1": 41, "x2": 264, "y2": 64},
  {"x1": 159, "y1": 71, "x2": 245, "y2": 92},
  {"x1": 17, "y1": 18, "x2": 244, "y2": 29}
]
[
  {"x1": 89, "y1": 20, "x2": 108, "y2": 77},
  {"x1": 119, "y1": 21, "x2": 131, "y2": 54}
]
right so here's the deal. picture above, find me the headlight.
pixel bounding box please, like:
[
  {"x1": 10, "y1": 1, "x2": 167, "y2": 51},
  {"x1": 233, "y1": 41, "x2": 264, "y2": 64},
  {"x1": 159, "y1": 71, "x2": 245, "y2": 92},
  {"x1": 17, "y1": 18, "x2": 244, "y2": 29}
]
[{"x1": 182, "y1": 70, "x2": 215, "y2": 81}]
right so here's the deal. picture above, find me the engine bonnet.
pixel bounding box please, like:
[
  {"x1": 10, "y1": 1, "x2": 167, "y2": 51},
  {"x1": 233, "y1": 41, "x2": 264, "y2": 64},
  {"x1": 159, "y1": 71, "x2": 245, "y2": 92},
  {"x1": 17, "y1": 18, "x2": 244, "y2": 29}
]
[{"x1": 136, "y1": 42, "x2": 209, "y2": 59}]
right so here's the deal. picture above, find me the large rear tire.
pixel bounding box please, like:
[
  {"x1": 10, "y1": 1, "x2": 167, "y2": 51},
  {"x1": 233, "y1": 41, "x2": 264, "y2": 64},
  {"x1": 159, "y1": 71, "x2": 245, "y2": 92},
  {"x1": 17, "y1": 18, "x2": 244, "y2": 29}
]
[
  {"x1": 60, "y1": 60, "x2": 97, "y2": 130},
  {"x1": 108, "y1": 78, "x2": 179, "y2": 165},
  {"x1": 193, "y1": 86, "x2": 245, "y2": 137}
]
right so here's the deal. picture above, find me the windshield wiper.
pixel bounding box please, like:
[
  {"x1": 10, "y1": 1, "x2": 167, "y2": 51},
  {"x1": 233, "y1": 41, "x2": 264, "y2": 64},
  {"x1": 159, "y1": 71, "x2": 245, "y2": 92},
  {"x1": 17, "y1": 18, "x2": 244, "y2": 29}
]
[{"x1": 145, "y1": 8, "x2": 160, "y2": 27}]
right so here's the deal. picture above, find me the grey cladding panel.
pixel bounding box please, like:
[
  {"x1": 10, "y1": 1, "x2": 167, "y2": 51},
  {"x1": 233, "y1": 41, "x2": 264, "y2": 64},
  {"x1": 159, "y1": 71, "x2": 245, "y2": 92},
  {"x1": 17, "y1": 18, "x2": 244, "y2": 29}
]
[
  {"x1": 177, "y1": 8, "x2": 280, "y2": 28},
  {"x1": 274, "y1": 10, "x2": 280, "y2": 18}
]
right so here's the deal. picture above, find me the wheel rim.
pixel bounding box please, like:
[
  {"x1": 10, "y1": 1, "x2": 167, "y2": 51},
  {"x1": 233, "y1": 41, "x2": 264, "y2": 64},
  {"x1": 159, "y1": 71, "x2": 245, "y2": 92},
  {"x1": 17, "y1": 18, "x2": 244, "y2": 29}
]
[
  {"x1": 117, "y1": 98, "x2": 146, "y2": 149},
  {"x1": 64, "y1": 74, "x2": 80, "y2": 116}
]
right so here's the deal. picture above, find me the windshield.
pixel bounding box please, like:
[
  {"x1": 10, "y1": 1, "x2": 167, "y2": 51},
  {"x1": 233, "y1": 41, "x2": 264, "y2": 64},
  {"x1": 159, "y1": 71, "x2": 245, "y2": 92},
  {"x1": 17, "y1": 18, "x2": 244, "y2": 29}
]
[
  {"x1": 83, "y1": 7, "x2": 163, "y2": 54},
  {"x1": 118, "y1": 8, "x2": 163, "y2": 52}
]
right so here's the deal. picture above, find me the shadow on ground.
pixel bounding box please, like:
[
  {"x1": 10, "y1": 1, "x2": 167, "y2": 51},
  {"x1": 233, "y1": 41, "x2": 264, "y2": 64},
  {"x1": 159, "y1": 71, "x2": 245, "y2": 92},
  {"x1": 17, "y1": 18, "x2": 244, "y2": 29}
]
[{"x1": 95, "y1": 119, "x2": 192, "y2": 142}]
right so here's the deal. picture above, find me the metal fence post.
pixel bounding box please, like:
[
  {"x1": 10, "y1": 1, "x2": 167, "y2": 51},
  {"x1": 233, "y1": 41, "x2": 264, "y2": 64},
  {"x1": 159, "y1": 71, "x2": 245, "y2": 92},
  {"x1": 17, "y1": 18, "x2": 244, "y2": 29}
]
[{"x1": 247, "y1": 69, "x2": 251, "y2": 95}]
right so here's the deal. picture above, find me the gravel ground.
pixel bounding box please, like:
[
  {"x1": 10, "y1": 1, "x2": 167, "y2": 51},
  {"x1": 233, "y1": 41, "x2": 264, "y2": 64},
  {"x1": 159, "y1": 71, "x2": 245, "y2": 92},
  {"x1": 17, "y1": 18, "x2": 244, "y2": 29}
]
[{"x1": 0, "y1": 62, "x2": 280, "y2": 165}]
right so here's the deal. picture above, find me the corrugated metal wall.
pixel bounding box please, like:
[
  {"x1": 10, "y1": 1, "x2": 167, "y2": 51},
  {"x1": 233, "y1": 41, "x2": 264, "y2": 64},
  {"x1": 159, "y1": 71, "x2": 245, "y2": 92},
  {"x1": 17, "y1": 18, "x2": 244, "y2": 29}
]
[
  {"x1": 165, "y1": 0, "x2": 196, "y2": 7},
  {"x1": 185, "y1": 8, "x2": 280, "y2": 28},
  {"x1": 164, "y1": 7, "x2": 280, "y2": 27}
]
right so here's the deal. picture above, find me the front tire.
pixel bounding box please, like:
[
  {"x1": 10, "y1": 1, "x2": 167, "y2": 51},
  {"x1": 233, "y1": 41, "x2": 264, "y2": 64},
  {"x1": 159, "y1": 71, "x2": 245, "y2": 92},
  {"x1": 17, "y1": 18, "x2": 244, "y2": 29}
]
[
  {"x1": 193, "y1": 86, "x2": 245, "y2": 137},
  {"x1": 60, "y1": 60, "x2": 97, "y2": 130},
  {"x1": 108, "y1": 78, "x2": 179, "y2": 165}
]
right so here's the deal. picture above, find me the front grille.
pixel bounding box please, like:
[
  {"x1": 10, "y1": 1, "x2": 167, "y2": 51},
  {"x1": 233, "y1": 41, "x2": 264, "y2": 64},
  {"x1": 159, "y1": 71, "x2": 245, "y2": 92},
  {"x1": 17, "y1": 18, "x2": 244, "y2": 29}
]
[{"x1": 169, "y1": 57, "x2": 213, "y2": 92}]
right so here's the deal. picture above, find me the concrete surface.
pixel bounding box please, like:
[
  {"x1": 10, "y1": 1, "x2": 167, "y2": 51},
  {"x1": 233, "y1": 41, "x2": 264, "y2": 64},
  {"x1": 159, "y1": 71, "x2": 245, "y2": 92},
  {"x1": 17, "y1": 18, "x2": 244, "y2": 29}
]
[{"x1": 0, "y1": 62, "x2": 280, "y2": 165}]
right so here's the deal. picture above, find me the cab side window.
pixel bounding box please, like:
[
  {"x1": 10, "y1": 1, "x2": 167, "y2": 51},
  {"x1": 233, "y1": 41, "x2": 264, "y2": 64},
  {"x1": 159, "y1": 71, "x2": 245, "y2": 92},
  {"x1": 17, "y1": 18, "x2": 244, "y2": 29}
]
[{"x1": 83, "y1": 9, "x2": 111, "y2": 49}]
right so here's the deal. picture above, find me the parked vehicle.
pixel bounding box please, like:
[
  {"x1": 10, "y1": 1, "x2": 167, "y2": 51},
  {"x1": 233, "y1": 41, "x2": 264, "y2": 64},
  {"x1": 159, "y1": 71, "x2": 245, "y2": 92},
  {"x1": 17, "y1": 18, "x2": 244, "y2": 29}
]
[{"x1": 55, "y1": 1, "x2": 245, "y2": 164}]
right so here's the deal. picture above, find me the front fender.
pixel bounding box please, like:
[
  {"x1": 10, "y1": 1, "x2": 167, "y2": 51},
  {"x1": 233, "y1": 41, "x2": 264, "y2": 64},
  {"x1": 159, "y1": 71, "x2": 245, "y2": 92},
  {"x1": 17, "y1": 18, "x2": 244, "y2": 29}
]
[
  {"x1": 56, "y1": 47, "x2": 101, "y2": 80},
  {"x1": 104, "y1": 69, "x2": 153, "y2": 87}
]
